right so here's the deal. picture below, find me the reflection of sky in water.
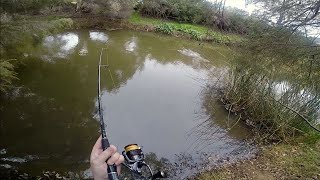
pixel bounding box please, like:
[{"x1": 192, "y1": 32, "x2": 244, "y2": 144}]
[
  {"x1": 79, "y1": 42, "x2": 88, "y2": 56},
  {"x1": 274, "y1": 81, "x2": 319, "y2": 123},
  {"x1": 274, "y1": 81, "x2": 290, "y2": 98},
  {"x1": 274, "y1": 81, "x2": 313, "y2": 102},
  {"x1": 89, "y1": 31, "x2": 108, "y2": 42},
  {"x1": 178, "y1": 48, "x2": 208, "y2": 62},
  {"x1": 43, "y1": 33, "x2": 79, "y2": 60},
  {"x1": 59, "y1": 33, "x2": 79, "y2": 51},
  {"x1": 124, "y1": 37, "x2": 137, "y2": 52}
]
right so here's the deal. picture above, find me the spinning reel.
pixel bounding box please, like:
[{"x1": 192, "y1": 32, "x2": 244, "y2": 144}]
[{"x1": 122, "y1": 144, "x2": 166, "y2": 180}]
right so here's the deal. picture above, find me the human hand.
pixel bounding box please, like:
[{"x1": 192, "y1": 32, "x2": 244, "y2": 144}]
[{"x1": 90, "y1": 136, "x2": 125, "y2": 180}]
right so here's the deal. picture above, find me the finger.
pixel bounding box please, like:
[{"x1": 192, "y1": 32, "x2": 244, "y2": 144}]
[
  {"x1": 117, "y1": 164, "x2": 121, "y2": 175},
  {"x1": 97, "y1": 145, "x2": 117, "y2": 163},
  {"x1": 115, "y1": 155, "x2": 125, "y2": 166},
  {"x1": 107, "y1": 152, "x2": 120, "y2": 165}
]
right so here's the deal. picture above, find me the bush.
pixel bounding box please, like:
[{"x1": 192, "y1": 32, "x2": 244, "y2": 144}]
[{"x1": 52, "y1": 18, "x2": 73, "y2": 30}]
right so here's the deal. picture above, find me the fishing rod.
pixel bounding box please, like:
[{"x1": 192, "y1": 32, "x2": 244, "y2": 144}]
[
  {"x1": 98, "y1": 48, "x2": 119, "y2": 180},
  {"x1": 98, "y1": 48, "x2": 166, "y2": 180}
]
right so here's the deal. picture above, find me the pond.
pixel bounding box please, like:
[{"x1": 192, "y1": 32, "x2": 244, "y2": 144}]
[{"x1": 0, "y1": 30, "x2": 254, "y2": 178}]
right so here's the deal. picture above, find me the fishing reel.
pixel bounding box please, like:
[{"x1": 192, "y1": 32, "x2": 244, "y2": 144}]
[{"x1": 122, "y1": 144, "x2": 166, "y2": 180}]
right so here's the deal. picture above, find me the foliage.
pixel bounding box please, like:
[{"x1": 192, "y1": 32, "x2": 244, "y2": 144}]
[
  {"x1": 155, "y1": 23, "x2": 203, "y2": 40},
  {"x1": 130, "y1": 12, "x2": 240, "y2": 43},
  {"x1": 0, "y1": 59, "x2": 17, "y2": 93},
  {"x1": 138, "y1": 0, "x2": 208, "y2": 23},
  {"x1": 75, "y1": 0, "x2": 137, "y2": 18},
  {"x1": 249, "y1": 0, "x2": 320, "y2": 31},
  {"x1": 0, "y1": 0, "x2": 137, "y2": 18},
  {"x1": 0, "y1": 0, "x2": 73, "y2": 15},
  {"x1": 0, "y1": 17, "x2": 73, "y2": 93},
  {"x1": 155, "y1": 23, "x2": 175, "y2": 34},
  {"x1": 175, "y1": 25, "x2": 202, "y2": 40},
  {"x1": 210, "y1": 0, "x2": 320, "y2": 141},
  {"x1": 136, "y1": 0, "x2": 262, "y2": 34}
]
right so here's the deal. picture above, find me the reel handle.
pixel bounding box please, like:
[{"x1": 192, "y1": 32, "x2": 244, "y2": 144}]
[
  {"x1": 151, "y1": 171, "x2": 166, "y2": 180},
  {"x1": 102, "y1": 137, "x2": 120, "y2": 180}
]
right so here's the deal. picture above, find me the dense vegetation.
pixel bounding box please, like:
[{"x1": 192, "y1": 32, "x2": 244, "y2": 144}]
[{"x1": 136, "y1": 0, "x2": 255, "y2": 34}]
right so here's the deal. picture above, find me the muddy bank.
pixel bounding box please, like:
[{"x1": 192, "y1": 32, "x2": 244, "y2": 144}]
[
  {"x1": 71, "y1": 16, "x2": 236, "y2": 45},
  {"x1": 72, "y1": 16, "x2": 154, "y2": 31}
]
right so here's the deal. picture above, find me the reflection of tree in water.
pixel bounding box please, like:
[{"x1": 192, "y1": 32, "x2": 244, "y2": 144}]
[
  {"x1": 0, "y1": 30, "x2": 147, "y2": 175},
  {"x1": 121, "y1": 31, "x2": 227, "y2": 71},
  {"x1": 145, "y1": 85, "x2": 258, "y2": 179}
]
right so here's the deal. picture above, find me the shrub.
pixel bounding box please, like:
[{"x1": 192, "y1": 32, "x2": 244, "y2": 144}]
[{"x1": 155, "y1": 23, "x2": 175, "y2": 35}]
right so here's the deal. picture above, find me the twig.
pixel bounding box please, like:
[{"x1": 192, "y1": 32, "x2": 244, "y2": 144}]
[{"x1": 272, "y1": 98, "x2": 320, "y2": 133}]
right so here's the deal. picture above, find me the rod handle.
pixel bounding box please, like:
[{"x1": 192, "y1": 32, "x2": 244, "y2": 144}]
[
  {"x1": 107, "y1": 165, "x2": 120, "y2": 180},
  {"x1": 102, "y1": 137, "x2": 111, "y2": 150},
  {"x1": 102, "y1": 137, "x2": 120, "y2": 180}
]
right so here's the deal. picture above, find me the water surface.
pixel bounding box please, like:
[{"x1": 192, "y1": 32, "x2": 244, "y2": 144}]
[{"x1": 0, "y1": 30, "x2": 254, "y2": 178}]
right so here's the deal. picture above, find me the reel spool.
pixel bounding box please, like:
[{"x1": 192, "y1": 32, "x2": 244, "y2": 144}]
[
  {"x1": 123, "y1": 144, "x2": 144, "y2": 164},
  {"x1": 122, "y1": 144, "x2": 166, "y2": 179}
]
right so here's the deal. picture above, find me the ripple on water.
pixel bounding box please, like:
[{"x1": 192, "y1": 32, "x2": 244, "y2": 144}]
[
  {"x1": 124, "y1": 37, "x2": 137, "y2": 52},
  {"x1": 0, "y1": 149, "x2": 7, "y2": 155},
  {"x1": 1, "y1": 155, "x2": 39, "y2": 164},
  {"x1": 178, "y1": 48, "x2": 209, "y2": 62}
]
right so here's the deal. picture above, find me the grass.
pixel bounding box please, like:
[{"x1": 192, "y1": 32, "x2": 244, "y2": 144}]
[
  {"x1": 196, "y1": 137, "x2": 320, "y2": 180},
  {"x1": 128, "y1": 12, "x2": 242, "y2": 43}
]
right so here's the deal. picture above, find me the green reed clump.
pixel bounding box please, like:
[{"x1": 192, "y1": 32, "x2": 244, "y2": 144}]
[
  {"x1": 220, "y1": 53, "x2": 320, "y2": 142},
  {"x1": 216, "y1": 26, "x2": 320, "y2": 142}
]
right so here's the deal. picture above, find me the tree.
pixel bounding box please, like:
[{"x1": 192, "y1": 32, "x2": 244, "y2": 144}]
[{"x1": 249, "y1": 0, "x2": 320, "y2": 33}]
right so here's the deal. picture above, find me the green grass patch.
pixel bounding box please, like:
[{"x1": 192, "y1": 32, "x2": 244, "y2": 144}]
[
  {"x1": 196, "y1": 140, "x2": 320, "y2": 180},
  {"x1": 129, "y1": 12, "x2": 242, "y2": 43},
  {"x1": 266, "y1": 142, "x2": 320, "y2": 178}
]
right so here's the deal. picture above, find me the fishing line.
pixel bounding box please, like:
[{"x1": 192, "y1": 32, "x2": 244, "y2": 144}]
[
  {"x1": 105, "y1": 47, "x2": 117, "y2": 89},
  {"x1": 98, "y1": 48, "x2": 166, "y2": 180}
]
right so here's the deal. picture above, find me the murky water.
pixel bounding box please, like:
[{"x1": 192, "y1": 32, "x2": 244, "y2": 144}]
[{"x1": 0, "y1": 30, "x2": 254, "y2": 178}]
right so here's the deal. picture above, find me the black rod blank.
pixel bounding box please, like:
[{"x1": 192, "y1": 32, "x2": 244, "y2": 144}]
[{"x1": 98, "y1": 48, "x2": 119, "y2": 180}]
